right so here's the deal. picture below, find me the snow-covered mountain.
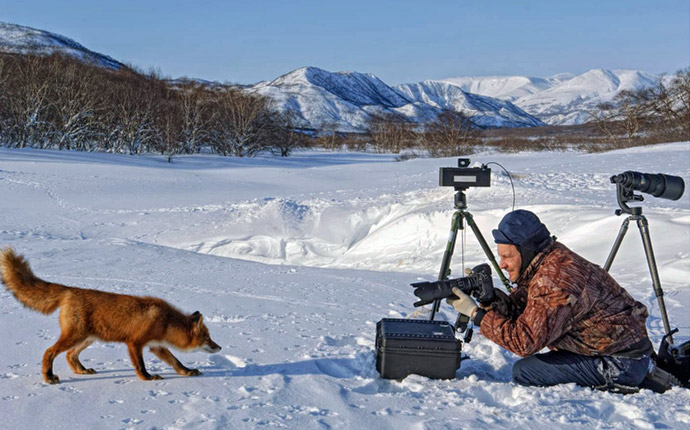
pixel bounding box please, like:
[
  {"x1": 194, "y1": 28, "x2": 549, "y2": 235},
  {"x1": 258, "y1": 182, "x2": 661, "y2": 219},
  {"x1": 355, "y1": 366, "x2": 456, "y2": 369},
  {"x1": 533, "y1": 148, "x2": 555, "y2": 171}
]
[
  {"x1": 441, "y1": 74, "x2": 571, "y2": 101},
  {"x1": 0, "y1": 21, "x2": 661, "y2": 129},
  {"x1": 0, "y1": 22, "x2": 125, "y2": 70},
  {"x1": 395, "y1": 80, "x2": 545, "y2": 128},
  {"x1": 439, "y1": 69, "x2": 659, "y2": 125},
  {"x1": 251, "y1": 67, "x2": 432, "y2": 132},
  {"x1": 252, "y1": 67, "x2": 545, "y2": 132}
]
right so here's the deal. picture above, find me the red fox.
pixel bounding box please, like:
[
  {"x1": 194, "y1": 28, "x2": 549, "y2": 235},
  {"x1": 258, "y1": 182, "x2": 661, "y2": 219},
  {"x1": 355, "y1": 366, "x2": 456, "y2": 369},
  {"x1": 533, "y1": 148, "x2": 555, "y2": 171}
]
[{"x1": 0, "y1": 248, "x2": 221, "y2": 384}]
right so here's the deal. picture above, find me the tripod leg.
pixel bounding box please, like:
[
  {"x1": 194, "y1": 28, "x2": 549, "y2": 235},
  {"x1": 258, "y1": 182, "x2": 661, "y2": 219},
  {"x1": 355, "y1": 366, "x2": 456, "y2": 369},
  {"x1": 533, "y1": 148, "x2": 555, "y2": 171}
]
[
  {"x1": 431, "y1": 211, "x2": 461, "y2": 321},
  {"x1": 604, "y1": 217, "x2": 630, "y2": 272},
  {"x1": 464, "y1": 211, "x2": 511, "y2": 290},
  {"x1": 636, "y1": 216, "x2": 674, "y2": 343}
]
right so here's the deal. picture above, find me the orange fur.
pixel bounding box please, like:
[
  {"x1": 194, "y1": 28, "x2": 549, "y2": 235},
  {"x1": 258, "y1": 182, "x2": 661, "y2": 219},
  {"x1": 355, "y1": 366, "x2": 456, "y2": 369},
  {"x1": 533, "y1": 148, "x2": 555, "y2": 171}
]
[{"x1": 0, "y1": 248, "x2": 221, "y2": 384}]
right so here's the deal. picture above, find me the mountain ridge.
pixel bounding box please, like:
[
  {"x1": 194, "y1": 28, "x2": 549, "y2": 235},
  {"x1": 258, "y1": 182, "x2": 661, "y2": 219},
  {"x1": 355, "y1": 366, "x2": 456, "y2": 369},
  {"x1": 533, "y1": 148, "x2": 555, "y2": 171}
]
[
  {"x1": 0, "y1": 21, "x2": 661, "y2": 130},
  {"x1": 252, "y1": 66, "x2": 545, "y2": 131},
  {"x1": 0, "y1": 22, "x2": 126, "y2": 70},
  {"x1": 438, "y1": 68, "x2": 659, "y2": 125}
]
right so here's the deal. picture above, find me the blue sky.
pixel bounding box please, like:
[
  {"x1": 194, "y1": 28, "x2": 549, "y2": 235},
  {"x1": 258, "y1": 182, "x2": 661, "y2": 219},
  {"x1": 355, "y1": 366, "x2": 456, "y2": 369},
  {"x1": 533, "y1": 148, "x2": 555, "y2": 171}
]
[{"x1": 2, "y1": 0, "x2": 688, "y2": 84}]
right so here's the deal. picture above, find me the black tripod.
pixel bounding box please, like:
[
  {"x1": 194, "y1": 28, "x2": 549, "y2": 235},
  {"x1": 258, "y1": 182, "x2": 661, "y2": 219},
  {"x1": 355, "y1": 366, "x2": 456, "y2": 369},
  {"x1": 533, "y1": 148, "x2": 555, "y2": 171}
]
[
  {"x1": 430, "y1": 188, "x2": 511, "y2": 324},
  {"x1": 603, "y1": 182, "x2": 674, "y2": 343}
]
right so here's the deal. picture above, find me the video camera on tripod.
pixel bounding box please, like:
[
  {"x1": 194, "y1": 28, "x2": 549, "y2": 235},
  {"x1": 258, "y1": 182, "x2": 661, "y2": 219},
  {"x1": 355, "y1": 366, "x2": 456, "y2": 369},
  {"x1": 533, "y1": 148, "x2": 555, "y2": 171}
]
[{"x1": 376, "y1": 158, "x2": 510, "y2": 380}]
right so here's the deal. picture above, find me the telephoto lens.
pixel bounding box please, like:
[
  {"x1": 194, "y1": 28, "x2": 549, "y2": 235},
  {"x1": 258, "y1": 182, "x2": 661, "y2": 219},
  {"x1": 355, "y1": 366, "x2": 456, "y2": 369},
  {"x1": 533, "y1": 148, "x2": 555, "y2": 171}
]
[{"x1": 611, "y1": 171, "x2": 685, "y2": 201}]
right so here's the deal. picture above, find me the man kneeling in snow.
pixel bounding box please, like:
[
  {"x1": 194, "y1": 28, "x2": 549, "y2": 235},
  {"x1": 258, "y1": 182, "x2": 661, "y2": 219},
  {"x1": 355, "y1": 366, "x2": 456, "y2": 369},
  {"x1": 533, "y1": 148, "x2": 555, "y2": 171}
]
[{"x1": 448, "y1": 210, "x2": 655, "y2": 392}]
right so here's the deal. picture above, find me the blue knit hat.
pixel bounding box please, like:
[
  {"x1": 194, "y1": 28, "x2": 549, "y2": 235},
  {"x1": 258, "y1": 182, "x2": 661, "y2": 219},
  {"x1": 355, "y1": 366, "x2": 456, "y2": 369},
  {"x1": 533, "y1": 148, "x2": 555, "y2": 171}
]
[{"x1": 492, "y1": 210, "x2": 552, "y2": 252}]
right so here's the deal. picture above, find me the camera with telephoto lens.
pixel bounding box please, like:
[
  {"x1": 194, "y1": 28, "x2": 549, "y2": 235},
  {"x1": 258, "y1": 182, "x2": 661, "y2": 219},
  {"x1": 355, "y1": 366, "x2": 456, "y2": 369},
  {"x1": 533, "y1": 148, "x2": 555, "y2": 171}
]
[
  {"x1": 410, "y1": 263, "x2": 494, "y2": 307},
  {"x1": 606, "y1": 169, "x2": 689, "y2": 390},
  {"x1": 610, "y1": 171, "x2": 684, "y2": 201}
]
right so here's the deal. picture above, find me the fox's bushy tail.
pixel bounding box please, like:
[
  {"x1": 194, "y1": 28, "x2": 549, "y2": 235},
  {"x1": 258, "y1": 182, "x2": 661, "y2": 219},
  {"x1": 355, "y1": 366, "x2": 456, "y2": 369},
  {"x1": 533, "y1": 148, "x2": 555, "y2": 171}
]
[{"x1": 0, "y1": 248, "x2": 68, "y2": 314}]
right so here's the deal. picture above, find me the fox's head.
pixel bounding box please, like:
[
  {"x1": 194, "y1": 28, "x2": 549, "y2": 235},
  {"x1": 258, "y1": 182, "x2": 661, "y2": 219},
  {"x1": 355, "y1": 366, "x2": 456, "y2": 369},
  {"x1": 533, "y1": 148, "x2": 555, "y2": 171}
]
[{"x1": 190, "y1": 311, "x2": 222, "y2": 353}]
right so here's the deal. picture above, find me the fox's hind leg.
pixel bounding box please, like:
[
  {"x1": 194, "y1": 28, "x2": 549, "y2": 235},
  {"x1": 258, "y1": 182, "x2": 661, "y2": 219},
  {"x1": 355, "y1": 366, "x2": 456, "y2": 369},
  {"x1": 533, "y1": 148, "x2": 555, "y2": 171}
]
[
  {"x1": 66, "y1": 339, "x2": 96, "y2": 375},
  {"x1": 149, "y1": 346, "x2": 201, "y2": 376},
  {"x1": 42, "y1": 333, "x2": 88, "y2": 384}
]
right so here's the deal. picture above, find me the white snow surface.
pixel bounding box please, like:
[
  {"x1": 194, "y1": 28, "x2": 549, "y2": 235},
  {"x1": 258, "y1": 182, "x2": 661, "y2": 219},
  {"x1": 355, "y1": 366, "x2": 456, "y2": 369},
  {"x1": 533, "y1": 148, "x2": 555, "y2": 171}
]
[{"x1": 1, "y1": 143, "x2": 689, "y2": 429}]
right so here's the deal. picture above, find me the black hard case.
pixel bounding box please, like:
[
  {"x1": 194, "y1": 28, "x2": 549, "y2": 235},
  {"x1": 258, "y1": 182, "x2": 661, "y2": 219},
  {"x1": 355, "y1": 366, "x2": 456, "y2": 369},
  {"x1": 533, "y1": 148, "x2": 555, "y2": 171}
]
[{"x1": 376, "y1": 318, "x2": 461, "y2": 380}]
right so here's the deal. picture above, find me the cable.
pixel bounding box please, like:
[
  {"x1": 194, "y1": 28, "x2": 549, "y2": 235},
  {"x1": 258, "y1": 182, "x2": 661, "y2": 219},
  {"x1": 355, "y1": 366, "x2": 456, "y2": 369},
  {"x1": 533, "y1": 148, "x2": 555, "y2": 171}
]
[{"x1": 485, "y1": 162, "x2": 516, "y2": 212}]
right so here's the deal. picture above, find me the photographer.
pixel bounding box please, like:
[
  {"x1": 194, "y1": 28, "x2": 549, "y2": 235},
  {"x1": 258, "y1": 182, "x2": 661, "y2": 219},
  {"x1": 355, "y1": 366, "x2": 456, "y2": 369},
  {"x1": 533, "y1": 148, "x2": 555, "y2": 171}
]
[{"x1": 448, "y1": 209, "x2": 655, "y2": 391}]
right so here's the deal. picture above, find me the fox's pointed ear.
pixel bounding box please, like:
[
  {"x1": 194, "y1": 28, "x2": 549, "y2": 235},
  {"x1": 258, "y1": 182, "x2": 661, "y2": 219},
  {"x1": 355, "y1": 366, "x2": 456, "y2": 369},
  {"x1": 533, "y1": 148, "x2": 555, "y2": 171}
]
[{"x1": 191, "y1": 311, "x2": 202, "y2": 322}]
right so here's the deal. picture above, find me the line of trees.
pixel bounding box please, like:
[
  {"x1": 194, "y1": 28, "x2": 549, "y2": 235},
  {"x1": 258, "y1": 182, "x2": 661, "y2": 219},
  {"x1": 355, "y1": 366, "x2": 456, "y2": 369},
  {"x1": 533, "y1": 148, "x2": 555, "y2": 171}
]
[
  {"x1": 364, "y1": 110, "x2": 479, "y2": 156},
  {"x1": 2, "y1": 52, "x2": 686, "y2": 159},
  {"x1": 0, "y1": 53, "x2": 308, "y2": 160}
]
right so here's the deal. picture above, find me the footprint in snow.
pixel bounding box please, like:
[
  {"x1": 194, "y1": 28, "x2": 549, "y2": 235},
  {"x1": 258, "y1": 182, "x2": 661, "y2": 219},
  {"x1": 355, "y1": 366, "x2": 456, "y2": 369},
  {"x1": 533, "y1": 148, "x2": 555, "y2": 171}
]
[{"x1": 322, "y1": 335, "x2": 358, "y2": 347}]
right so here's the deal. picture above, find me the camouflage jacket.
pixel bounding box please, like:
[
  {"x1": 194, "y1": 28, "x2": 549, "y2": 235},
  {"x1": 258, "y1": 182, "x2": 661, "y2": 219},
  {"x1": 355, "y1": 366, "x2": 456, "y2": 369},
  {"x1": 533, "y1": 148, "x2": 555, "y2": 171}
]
[{"x1": 479, "y1": 242, "x2": 650, "y2": 357}]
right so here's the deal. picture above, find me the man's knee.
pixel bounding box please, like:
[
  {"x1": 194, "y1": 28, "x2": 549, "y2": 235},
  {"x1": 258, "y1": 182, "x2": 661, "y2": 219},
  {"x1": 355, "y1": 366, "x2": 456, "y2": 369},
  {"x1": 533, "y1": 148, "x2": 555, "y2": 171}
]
[{"x1": 512, "y1": 356, "x2": 539, "y2": 386}]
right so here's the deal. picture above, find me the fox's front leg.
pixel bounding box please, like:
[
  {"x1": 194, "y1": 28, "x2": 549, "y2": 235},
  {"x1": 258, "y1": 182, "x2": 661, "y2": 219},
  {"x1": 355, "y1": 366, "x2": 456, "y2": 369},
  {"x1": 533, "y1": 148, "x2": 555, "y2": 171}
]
[
  {"x1": 149, "y1": 346, "x2": 201, "y2": 376},
  {"x1": 127, "y1": 343, "x2": 162, "y2": 381}
]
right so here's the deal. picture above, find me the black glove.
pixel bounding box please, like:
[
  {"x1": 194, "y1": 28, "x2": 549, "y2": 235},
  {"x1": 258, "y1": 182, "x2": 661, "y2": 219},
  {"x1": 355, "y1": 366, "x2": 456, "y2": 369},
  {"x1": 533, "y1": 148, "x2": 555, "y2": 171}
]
[{"x1": 488, "y1": 288, "x2": 519, "y2": 319}]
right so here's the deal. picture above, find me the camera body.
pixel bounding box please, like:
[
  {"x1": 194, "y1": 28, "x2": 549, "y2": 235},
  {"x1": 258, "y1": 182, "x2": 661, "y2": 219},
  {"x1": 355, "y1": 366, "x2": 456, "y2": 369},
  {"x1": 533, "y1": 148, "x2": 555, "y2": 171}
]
[
  {"x1": 411, "y1": 264, "x2": 494, "y2": 308},
  {"x1": 439, "y1": 158, "x2": 491, "y2": 190}
]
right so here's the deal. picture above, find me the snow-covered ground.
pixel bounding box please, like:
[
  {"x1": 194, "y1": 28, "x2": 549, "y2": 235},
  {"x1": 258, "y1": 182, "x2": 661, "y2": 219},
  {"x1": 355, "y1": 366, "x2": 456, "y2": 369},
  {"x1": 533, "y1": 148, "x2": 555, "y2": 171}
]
[{"x1": 1, "y1": 143, "x2": 689, "y2": 429}]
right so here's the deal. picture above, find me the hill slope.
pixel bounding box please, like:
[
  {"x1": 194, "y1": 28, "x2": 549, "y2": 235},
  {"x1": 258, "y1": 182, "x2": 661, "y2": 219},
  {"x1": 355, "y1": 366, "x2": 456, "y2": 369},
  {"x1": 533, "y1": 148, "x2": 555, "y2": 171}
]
[{"x1": 0, "y1": 22, "x2": 126, "y2": 70}]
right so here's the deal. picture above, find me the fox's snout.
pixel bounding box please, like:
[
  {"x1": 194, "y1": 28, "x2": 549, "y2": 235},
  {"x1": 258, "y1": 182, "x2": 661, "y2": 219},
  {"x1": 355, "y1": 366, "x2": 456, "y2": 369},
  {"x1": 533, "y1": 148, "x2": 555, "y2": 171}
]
[{"x1": 203, "y1": 339, "x2": 222, "y2": 353}]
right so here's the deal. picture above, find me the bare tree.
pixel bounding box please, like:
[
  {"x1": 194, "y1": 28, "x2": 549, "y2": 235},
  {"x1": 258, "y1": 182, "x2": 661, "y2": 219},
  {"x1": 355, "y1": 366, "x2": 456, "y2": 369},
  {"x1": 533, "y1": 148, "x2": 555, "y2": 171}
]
[
  {"x1": 317, "y1": 121, "x2": 341, "y2": 151},
  {"x1": 102, "y1": 71, "x2": 162, "y2": 154},
  {"x1": 647, "y1": 69, "x2": 690, "y2": 140},
  {"x1": 366, "y1": 112, "x2": 414, "y2": 153},
  {"x1": 267, "y1": 110, "x2": 308, "y2": 157},
  {"x1": 176, "y1": 81, "x2": 215, "y2": 154},
  {"x1": 0, "y1": 54, "x2": 54, "y2": 148},
  {"x1": 421, "y1": 110, "x2": 479, "y2": 157},
  {"x1": 48, "y1": 55, "x2": 101, "y2": 150},
  {"x1": 589, "y1": 101, "x2": 621, "y2": 145},
  {"x1": 152, "y1": 86, "x2": 184, "y2": 162},
  {"x1": 213, "y1": 88, "x2": 271, "y2": 157}
]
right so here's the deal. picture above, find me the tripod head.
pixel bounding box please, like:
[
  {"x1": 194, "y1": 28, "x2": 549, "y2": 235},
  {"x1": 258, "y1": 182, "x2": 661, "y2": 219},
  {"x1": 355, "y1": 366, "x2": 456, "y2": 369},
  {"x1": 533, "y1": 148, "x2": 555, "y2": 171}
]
[
  {"x1": 454, "y1": 189, "x2": 468, "y2": 210},
  {"x1": 614, "y1": 182, "x2": 644, "y2": 216}
]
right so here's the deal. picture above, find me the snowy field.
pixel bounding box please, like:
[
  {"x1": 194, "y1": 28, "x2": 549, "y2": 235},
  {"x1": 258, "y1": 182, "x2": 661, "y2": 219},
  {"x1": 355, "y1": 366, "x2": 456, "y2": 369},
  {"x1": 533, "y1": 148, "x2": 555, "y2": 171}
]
[{"x1": 1, "y1": 143, "x2": 689, "y2": 429}]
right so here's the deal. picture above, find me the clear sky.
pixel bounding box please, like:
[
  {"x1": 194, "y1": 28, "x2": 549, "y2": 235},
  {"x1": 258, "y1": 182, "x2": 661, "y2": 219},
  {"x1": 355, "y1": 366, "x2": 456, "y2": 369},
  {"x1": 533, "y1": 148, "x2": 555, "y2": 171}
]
[{"x1": 2, "y1": 0, "x2": 688, "y2": 85}]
